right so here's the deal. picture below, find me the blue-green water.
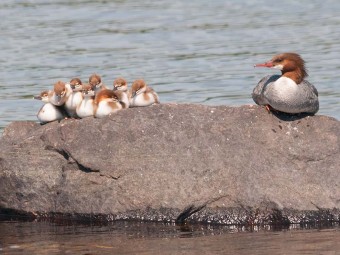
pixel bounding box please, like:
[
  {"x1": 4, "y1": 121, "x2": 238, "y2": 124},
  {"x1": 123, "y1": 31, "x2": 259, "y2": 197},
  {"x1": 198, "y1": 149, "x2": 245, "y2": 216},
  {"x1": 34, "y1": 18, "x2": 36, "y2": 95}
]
[
  {"x1": 1, "y1": 1, "x2": 340, "y2": 254},
  {"x1": 0, "y1": 0, "x2": 340, "y2": 132}
]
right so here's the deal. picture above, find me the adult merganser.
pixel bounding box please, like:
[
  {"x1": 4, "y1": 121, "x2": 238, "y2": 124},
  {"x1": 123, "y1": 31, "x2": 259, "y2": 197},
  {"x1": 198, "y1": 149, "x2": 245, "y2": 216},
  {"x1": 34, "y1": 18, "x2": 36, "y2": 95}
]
[
  {"x1": 49, "y1": 81, "x2": 73, "y2": 107},
  {"x1": 252, "y1": 53, "x2": 319, "y2": 114},
  {"x1": 64, "y1": 78, "x2": 83, "y2": 118},
  {"x1": 34, "y1": 90, "x2": 66, "y2": 124},
  {"x1": 89, "y1": 74, "x2": 107, "y2": 94},
  {"x1": 130, "y1": 79, "x2": 160, "y2": 107},
  {"x1": 94, "y1": 89, "x2": 125, "y2": 118},
  {"x1": 113, "y1": 77, "x2": 130, "y2": 108}
]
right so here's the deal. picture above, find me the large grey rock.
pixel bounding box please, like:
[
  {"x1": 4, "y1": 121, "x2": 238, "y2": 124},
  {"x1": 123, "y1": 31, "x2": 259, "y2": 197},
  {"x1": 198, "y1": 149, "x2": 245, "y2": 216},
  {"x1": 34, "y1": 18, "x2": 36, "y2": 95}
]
[{"x1": 0, "y1": 104, "x2": 339, "y2": 225}]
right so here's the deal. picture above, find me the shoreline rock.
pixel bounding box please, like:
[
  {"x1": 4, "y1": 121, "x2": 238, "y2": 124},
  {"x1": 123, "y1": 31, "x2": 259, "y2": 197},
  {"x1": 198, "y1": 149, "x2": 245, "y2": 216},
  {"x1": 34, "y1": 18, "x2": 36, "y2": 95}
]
[{"x1": 0, "y1": 104, "x2": 339, "y2": 226}]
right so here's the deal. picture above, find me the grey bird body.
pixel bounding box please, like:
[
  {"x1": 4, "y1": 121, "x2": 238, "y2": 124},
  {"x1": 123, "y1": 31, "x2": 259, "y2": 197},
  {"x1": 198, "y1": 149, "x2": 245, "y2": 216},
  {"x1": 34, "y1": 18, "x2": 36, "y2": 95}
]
[
  {"x1": 252, "y1": 75, "x2": 319, "y2": 114},
  {"x1": 253, "y1": 53, "x2": 319, "y2": 114}
]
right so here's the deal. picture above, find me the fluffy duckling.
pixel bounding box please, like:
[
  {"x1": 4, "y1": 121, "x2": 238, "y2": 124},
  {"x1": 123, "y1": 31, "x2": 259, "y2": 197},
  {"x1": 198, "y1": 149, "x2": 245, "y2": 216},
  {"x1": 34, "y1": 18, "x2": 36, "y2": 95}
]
[
  {"x1": 49, "y1": 81, "x2": 72, "y2": 107},
  {"x1": 130, "y1": 79, "x2": 159, "y2": 107},
  {"x1": 76, "y1": 84, "x2": 95, "y2": 119},
  {"x1": 33, "y1": 90, "x2": 52, "y2": 103},
  {"x1": 94, "y1": 89, "x2": 125, "y2": 118},
  {"x1": 65, "y1": 77, "x2": 84, "y2": 118},
  {"x1": 113, "y1": 77, "x2": 130, "y2": 108},
  {"x1": 89, "y1": 73, "x2": 107, "y2": 94},
  {"x1": 34, "y1": 90, "x2": 66, "y2": 124}
]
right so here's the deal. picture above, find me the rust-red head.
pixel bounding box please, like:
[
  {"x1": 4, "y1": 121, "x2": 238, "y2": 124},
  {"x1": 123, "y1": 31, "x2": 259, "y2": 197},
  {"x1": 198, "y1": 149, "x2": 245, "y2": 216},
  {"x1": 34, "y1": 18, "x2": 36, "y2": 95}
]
[{"x1": 254, "y1": 53, "x2": 308, "y2": 83}]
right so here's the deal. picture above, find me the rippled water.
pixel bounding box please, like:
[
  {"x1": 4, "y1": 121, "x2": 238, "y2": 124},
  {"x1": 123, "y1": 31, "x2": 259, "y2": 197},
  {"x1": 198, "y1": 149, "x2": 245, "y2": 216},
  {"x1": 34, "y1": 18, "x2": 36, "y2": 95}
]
[
  {"x1": 0, "y1": 220, "x2": 339, "y2": 255},
  {"x1": 1, "y1": 0, "x2": 340, "y2": 253},
  {"x1": 0, "y1": 0, "x2": 340, "y2": 132}
]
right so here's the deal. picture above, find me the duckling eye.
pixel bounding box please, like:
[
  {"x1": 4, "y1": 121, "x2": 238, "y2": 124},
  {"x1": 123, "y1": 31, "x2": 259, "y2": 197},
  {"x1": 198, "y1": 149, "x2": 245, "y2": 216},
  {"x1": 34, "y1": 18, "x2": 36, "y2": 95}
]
[{"x1": 275, "y1": 58, "x2": 283, "y2": 62}]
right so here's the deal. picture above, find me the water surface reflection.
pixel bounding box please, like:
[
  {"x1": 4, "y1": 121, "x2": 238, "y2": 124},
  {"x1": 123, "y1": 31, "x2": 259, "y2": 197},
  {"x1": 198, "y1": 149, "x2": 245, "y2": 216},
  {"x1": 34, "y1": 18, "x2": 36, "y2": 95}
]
[{"x1": 0, "y1": 220, "x2": 339, "y2": 255}]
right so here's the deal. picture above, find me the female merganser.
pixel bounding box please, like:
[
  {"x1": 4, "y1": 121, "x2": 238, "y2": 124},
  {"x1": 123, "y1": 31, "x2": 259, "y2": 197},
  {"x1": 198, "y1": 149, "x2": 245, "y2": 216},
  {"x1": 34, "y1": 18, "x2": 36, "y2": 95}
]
[
  {"x1": 34, "y1": 90, "x2": 66, "y2": 124},
  {"x1": 130, "y1": 79, "x2": 160, "y2": 107},
  {"x1": 252, "y1": 53, "x2": 319, "y2": 114},
  {"x1": 76, "y1": 84, "x2": 95, "y2": 118},
  {"x1": 89, "y1": 74, "x2": 107, "y2": 94},
  {"x1": 113, "y1": 77, "x2": 130, "y2": 108},
  {"x1": 64, "y1": 78, "x2": 83, "y2": 118},
  {"x1": 94, "y1": 89, "x2": 125, "y2": 118},
  {"x1": 49, "y1": 81, "x2": 73, "y2": 107}
]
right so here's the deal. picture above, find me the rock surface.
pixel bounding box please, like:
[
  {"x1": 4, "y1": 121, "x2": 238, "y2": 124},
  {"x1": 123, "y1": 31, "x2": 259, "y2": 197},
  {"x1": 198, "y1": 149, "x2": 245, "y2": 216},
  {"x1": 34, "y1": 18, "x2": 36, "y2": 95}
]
[{"x1": 0, "y1": 104, "x2": 339, "y2": 226}]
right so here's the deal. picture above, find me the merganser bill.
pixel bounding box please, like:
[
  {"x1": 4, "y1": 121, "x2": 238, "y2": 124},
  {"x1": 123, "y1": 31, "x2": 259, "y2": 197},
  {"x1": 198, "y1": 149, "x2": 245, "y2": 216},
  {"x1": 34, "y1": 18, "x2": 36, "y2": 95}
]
[
  {"x1": 34, "y1": 90, "x2": 66, "y2": 123},
  {"x1": 64, "y1": 78, "x2": 83, "y2": 118},
  {"x1": 130, "y1": 79, "x2": 160, "y2": 107},
  {"x1": 113, "y1": 77, "x2": 130, "y2": 108},
  {"x1": 94, "y1": 89, "x2": 125, "y2": 118},
  {"x1": 252, "y1": 53, "x2": 319, "y2": 114}
]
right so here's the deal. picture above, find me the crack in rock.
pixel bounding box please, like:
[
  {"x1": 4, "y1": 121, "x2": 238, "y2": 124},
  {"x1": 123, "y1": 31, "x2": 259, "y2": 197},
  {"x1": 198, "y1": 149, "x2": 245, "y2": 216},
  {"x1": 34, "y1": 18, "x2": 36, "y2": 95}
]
[
  {"x1": 176, "y1": 204, "x2": 206, "y2": 224},
  {"x1": 44, "y1": 145, "x2": 99, "y2": 173},
  {"x1": 99, "y1": 173, "x2": 121, "y2": 180},
  {"x1": 176, "y1": 195, "x2": 232, "y2": 223}
]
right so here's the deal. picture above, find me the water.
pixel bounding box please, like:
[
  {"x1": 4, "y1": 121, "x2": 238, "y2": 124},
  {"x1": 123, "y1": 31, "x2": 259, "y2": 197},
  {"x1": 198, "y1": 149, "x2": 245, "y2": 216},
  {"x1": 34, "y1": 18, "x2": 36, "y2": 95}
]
[
  {"x1": 1, "y1": 0, "x2": 340, "y2": 253},
  {"x1": 0, "y1": 0, "x2": 340, "y2": 133},
  {"x1": 0, "y1": 220, "x2": 339, "y2": 255}
]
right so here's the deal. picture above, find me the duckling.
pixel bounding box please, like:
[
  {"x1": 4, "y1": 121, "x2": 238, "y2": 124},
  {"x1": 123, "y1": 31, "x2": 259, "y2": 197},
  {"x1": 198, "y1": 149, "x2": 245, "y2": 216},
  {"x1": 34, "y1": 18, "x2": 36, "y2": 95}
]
[{"x1": 130, "y1": 79, "x2": 159, "y2": 107}]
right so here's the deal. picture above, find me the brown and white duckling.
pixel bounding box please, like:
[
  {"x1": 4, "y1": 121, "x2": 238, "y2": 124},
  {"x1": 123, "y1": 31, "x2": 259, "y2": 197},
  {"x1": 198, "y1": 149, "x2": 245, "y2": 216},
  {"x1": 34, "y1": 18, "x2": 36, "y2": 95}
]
[
  {"x1": 34, "y1": 90, "x2": 66, "y2": 124},
  {"x1": 64, "y1": 77, "x2": 84, "y2": 118},
  {"x1": 89, "y1": 73, "x2": 107, "y2": 94},
  {"x1": 94, "y1": 89, "x2": 126, "y2": 118},
  {"x1": 49, "y1": 81, "x2": 72, "y2": 107},
  {"x1": 113, "y1": 77, "x2": 130, "y2": 108},
  {"x1": 76, "y1": 84, "x2": 95, "y2": 118},
  {"x1": 129, "y1": 79, "x2": 159, "y2": 107}
]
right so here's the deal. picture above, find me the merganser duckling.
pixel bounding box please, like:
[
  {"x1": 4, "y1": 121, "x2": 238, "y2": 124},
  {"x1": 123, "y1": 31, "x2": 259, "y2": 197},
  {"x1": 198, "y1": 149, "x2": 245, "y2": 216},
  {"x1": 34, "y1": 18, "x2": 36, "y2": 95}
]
[
  {"x1": 252, "y1": 53, "x2": 319, "y2": 114},
  {"x1": 34, "y1": 90, "x2": 66, "y2": 124},
  {"x1": 94, "y1": 89, "x2": 125, "y2": 118},
  {"x1": 76, "y1": 84, "x2": 95, "y2": 118},
  {"x1": 33, "y1": 90, "x2": 52, "y2": 103},
  {"x1": 89, "y1": 73, "x2": 107, "y2": 94},
  {"x1": 113, "y1": 77, "x2": 130, "y2": 108},
  {"x1": 49, "y1": 81, "x2": 73, "y2": 107},
  {"x1": 130, "y1": 79, "x2": 160, "y2": 107},
  {"x1": 64, "y1": 78, "x2": 83, "y2": 118}
]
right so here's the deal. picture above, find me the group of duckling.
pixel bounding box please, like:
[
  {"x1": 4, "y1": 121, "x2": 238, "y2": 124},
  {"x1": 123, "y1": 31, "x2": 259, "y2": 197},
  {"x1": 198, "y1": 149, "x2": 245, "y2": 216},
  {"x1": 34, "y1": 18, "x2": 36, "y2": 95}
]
[
  {"x1": 34, "y1": 74, "x2": 160, "y2": 124},
  {"x1": 34, "y1": 53, "x2": 320, "y2": 124}
]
